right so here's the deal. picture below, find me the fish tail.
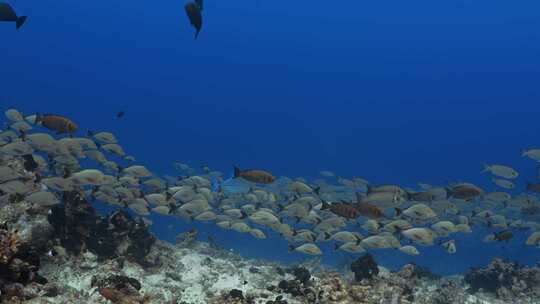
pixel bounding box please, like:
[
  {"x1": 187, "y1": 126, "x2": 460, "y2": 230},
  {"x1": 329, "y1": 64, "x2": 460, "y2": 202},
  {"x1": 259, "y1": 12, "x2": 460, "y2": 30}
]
[
  {"x1": 233, "y1": 165, "x2": 241, "y2": 178},
  {"x1": 333, "y1": 243, "x2": 339, "y2": 251},
  {"x1": 288, "y1": 245, "x2": 295, "y2": 252},
  {"x1": 324, "y1": 232, "x2": 331, "y2": 240},
  {"x1": 313, "y1": 186, "x2": 320, "y2": 196},
  {"x1": 521, "y1": 149, "x2": 528, "y2": 157},
  {"x1": 395, "y1": 208, "x2": 402, "y2": 217},
  {"x1": 16, "y1": 16, "x2": 27, "y2": 30},
  {"x1": 481, "y1": 163, "x2": 490, "y2": 173},
  {"x1": 194, "y1": 29, "x2": 200, "y2": 40}
]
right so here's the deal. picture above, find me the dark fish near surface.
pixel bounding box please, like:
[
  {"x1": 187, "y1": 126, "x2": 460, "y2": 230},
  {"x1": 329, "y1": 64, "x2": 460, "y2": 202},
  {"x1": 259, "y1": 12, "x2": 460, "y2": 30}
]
[
  {"x1": 0, "y1": 2, "x2": 26, "y2": 30},
  {"x1": 233, "y1": 166, "x2": 275, "y2": 184},
  {"x1": 185, "y1": 2, "x2": 202, "y2": 39},
  {"x1": 321, "y1": 201, "x2": 360, "y2": 219},
  {"x1": 36, "y1": 114, "x2": 78, "y2": 134}
]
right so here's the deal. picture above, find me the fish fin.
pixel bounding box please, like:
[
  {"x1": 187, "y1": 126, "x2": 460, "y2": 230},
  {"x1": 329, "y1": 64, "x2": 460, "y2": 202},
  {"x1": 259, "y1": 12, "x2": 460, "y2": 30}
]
[
  {"x1": 313, "y1": 186, "x2": 320, "y2": 196},
  {"x1": 16, "y1": 16, "x2": 26, "y2": 30},
  {"x1": 194, "y1": 29, "x2": 200, "y2": 39},
  {"x1": 233, "y1": 165, "x2": 241, "y2": 178},
  {"x1": 482, "y1": 163, "x2": 490, "y2": 173},
  {"x1": 333, "y1": 243, "x2": 339, "y2": 251},
  {"x1": 395, "y1": 208, "x2": 402, "y2": 217},
  {"x1": 355, "y1": 235, "x2": 362, "y2": 245},
  {"x1": 240, "y1": 211, "x2": 248, "y2": 219},
  {"x1": 277, "y1": 204, "x2": 284, "y2": 212},
  {"x1": 324, "y1": 232, "x2": 331, "y2": 240},
  {"x1": 288, "y1": 245, "x2": 295, "y2": 252},
  {"x1": 295, "y1": 217, "x2": 301, "y2": 224}
]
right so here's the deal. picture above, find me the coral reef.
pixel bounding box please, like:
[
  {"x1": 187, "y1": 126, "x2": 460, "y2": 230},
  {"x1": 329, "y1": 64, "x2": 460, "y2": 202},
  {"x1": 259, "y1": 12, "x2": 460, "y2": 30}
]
[
  {"x1": 465, "y1": 258, "x2": 540, "y2": 301},
  {"x1": 350, "y1": 253, "x2": 379, "y2": 282},
  {"x1": 0, "y1": 222, "x2": 48, "y2": 302},
  {"x1": 48, "y1": 191, "x2": 155, "y2": 265}
]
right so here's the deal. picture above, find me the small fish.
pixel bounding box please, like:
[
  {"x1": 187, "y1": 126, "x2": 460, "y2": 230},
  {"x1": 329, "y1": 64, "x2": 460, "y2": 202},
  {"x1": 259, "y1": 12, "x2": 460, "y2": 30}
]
[
  {"x1": 116, "y1": 111, "x2": 125, "y2": 119},
  {"x1": 0, "y1": 2, "x2": 26, "y2": 30},
  {"x1": 288, "y1": 243, "x2": 322, "y2": 255},
  {"x1": 36, "y1": 114, "x2": 78, "y2": 134},
  {"x1": 493, "y1": 230, "x2": 513, "y2": 242},
  {"x1": 233, "y1": 166, "x2": 275, "y2": 184},
  {"x1": 482, "y1": 164, "x2": 519, "y2": 179},
  {"x1": 185, "y1": 1, "x2": 202, "y2": 39},
  {"x1": 492, "y1": 178, "x2": 514, "y2": 190}
]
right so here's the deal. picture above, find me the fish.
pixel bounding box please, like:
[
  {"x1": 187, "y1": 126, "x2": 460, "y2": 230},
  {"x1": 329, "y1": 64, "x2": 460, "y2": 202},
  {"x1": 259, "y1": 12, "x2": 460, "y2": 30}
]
[
  {"x1": 492, "y1": 178, "x2": 515, "y2": 190},
  {"x1": 447, "y1": 184, "x2": 482, "y2": 201},
  {"x1": 485, "y1": 230, "x2": 514, "y2": 242},
  {"x1": 482, "y1": 164, "x2": 519, "y2": 179},
  {"x1": 185, "y1": 1, "x2": 202, "y2": 39},
  {"x1": 522, "y1": 149, "x2": 540, "y2": 161},
  {"x1": 399, "y1": 245, "x2": 420, "y2": 256},
  {"x1": 320, "y1": 200, "x2": 360, "y2": 219},
  {"x1": 36, "y1": 114, "x2": 78, "y2": 134},
  {"x1": 0, "y1": 2, "x2": 26, "y2": 29},
  {"x1": 288, "y1": 243, "x2": 322, "y2": 255},
  {"x1": 233, "y1": 166, "x2": 275, "y2": 184},
  {"x1": 116, "y1": 111, "x2": 125, "y2": 119}
]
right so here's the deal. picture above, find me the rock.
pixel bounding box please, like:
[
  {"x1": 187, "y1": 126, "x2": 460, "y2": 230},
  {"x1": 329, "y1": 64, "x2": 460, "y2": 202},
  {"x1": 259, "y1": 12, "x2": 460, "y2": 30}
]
[
  {"x1": 464, "y1": 258, "x2": 540, "y2": 301},
  {"x1": 350, "y1": 253, "x2": 379, "y2": 282}
]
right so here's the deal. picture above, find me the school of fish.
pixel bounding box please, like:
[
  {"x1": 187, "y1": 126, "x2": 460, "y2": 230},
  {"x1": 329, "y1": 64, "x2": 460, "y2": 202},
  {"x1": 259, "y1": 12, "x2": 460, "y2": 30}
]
[{"x1": 1, "y1": 107, "x2": 540, "y2": 258}]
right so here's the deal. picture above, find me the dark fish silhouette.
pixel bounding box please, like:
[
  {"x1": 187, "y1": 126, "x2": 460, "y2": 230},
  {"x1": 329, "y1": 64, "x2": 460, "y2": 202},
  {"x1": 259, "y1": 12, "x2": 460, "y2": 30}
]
[
  {"x1": 116, "y1": 111, "x2": 125, "y2": 119},
  {"x1": 185, "y1": 1, "x2": 202, "y2": 39},
  {"x1": 0, "y1": 3, "x2": 26, "y2": 30}
]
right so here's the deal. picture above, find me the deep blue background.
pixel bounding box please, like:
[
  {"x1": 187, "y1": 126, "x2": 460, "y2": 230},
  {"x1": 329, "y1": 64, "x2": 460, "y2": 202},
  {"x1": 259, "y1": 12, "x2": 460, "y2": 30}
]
[{"x1": 2, "y1": 0, "x2": 540, "y2": 274}]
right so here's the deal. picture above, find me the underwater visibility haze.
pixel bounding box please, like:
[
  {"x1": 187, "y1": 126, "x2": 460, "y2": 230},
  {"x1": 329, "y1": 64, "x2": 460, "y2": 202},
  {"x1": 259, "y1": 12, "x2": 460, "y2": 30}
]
[{"x1": 1, "y1": 0, "x2": 540, "y2": 303}]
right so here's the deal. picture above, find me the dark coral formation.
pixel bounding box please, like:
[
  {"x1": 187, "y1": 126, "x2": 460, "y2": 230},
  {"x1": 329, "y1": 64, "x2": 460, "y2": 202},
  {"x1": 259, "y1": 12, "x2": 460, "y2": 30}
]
[
  {"x1": 275, "y1": 266, "x2": 313, "y2": 298},
  {"x1": 350, "y1": 253, "x2": 379, "y2": 281},
  {"x1": 465, "y1": 258, "x2": 540, "y2": 300},
  {"x1": 48, "y1": 191, "x2": 155, "y2": 265},
  {"x1": 0, "y1": 223, "x2": 48, "y2": 302}
]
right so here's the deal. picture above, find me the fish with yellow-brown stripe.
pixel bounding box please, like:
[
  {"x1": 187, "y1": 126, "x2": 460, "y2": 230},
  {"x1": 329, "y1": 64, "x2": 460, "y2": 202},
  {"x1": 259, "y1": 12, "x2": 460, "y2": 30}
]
[
  {"x1": 233, "y1": 166, "x2": 275, "y2": 184},
  {"x1": 36, "y1": 114, "x2": 78, "y2": 134}
]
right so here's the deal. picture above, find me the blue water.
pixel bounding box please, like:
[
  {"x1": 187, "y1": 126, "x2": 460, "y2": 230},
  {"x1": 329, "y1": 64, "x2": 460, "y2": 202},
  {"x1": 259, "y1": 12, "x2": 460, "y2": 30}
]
[{"x1": 2, "y1": 0, "x2": 540, "y2": 275}]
